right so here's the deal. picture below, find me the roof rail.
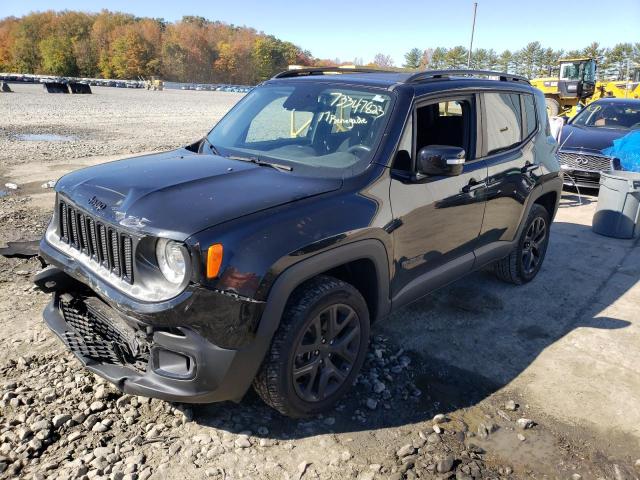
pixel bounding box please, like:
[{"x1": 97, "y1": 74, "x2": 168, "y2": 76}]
[
  {"x1": 405, "y1": 69, "x2": 530, "y2": 84},
  {"x1": 272, "y1": 67, "x2": 392, "y2": 79}
]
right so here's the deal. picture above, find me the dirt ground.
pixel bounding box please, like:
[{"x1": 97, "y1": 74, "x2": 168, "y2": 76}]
[{"x1": 0, "y1": 83, "x2": 639, "y2": 480}]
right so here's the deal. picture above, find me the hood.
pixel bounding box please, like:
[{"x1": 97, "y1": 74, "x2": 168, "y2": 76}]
[
  {"x1": 559, "y1": 124, "x2": 628, "y2": 154},
  {"x1": 56, "y1": 149, "x2": 342, "y2": 240}
]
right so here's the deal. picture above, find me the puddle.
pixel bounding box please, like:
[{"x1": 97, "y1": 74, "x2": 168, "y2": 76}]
[{"x1": 14, "y1": 133, "x2": 75, "y2": 142}]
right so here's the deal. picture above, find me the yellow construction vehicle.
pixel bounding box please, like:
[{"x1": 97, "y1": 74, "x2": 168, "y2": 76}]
[
  {"x1": 594, "y1": 67, "x2": 640, "y2": 100},
  {"x1": 144, "y1": 77, "x2": 164, "y2": 91},
  {"x1": 530, "y1": 57, "x2": 597, "y2": 117}
]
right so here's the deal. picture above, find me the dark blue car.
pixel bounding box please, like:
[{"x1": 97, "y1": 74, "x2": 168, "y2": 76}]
[{"x1": 558, "y1": 98, "x2": 640, "y2": 188}]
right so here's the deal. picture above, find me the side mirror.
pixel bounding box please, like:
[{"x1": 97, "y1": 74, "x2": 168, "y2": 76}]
[{"x1": 417, "y1": 145, "x2": 465, "y2": 176}]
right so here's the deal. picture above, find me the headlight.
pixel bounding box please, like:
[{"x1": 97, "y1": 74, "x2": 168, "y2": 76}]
[{"x1": 156, "y1": 238, "x2": 189, "y2": 285}]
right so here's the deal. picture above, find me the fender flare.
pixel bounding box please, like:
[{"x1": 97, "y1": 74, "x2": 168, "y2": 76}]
[{"x1": 228, "y1": 239, "x2": 391, "y2": 400}]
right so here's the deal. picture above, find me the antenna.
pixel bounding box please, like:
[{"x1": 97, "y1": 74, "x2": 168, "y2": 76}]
[{"x1": 467, "y1": 2, "x2": 478, "y2": 69}]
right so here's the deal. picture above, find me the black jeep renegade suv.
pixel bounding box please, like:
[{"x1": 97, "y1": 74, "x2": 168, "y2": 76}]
[{"x1": 36, "y1": 68, "x2": 562, "y2": 417}]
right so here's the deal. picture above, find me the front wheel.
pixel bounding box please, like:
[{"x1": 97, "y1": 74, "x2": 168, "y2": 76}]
[
  {"x1": 494, "y1": 204, "x2": 551, "y2": 285},
  {"x1": 253, "y1": 275, "x2": 370, "y2": 417}
]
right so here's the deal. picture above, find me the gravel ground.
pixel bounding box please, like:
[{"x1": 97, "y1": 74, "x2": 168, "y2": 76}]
[{"x1": 1, "y1": 84, "x2": 639, "y2": 480}]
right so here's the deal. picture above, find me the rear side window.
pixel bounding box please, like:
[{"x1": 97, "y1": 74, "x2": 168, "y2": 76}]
[
  {"x1": 523, "y1": 94, "x2": 537, "y2": 138},
  {"x1": 484, "y1": 93, "x2": 522, "y2": 155}
]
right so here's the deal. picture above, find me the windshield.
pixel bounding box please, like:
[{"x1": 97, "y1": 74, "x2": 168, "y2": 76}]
[
  {"x1": 571, "y1": 101, "x2": 640, "y2": 129},
  {"x1": 206, "y1": 83, "x2": 393, "y2": 176},
  {"x1": 559, "y1": 60, "x2": 596, "y2": 83}
]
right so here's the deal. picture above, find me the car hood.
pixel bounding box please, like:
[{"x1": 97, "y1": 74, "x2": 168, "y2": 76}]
[
  {"x1": 559, "y1": 124, "x2": 628, "y2": 154},
  {"x1": 55, "y1": 148, "x2": 342, "y2": 240}
]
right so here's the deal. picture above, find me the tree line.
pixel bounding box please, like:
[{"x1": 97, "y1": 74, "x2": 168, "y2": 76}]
[
  {"x1": 396, "y1": 42, "x2": 640, "y2": 80},
  {"x1": 0, "y1": 10, "x2": 315, "y2": 84},
  {"x1": 1, "y1": 11, "x2": 637, "y2": 84}
]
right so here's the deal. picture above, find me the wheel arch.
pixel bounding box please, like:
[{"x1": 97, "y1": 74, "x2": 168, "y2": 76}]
[{"x1": 232, "y1": 239, "x2": 391, "y2": 400}]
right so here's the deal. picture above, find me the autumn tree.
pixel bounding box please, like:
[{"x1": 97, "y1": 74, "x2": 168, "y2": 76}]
[{"x1": 39, "y1": 35, "x2": 77, "y2": 76}]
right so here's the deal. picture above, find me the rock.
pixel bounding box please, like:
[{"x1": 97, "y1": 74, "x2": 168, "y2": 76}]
[
  {"x1": 427, "y1": 433, "x2": 441, "y2": 444},
  {"x1": 67, "y1": 431, "x2": 83, "y2": 442},
  {"x1": 257, "y1": 426, "x2": 270, "y2": 435},
  {"x1": 516, "y1": 418, "x2": 534, "y2": 430},
  {"x1": 125, "y1": 454, "x2": 145, "y2": 466},
  {"x1": 17, "y1": 427, "x2": 32, "y2": 441},
  {"x1": 433, "y1": 414, "x2": 446, "y2": 424},
  {"x1": 52, "y1": 414, "x2": 71, "y2": 428},
  {"x1": 477, "y1": 424, "x2": 489, "y2": 439},
  {"x1": 436, "y1": 454, "x2": 455, "y2": 473},
  {"x1": 4, "y1": 183, "x2": 18, "y2": 190},
  {"x1": 91, "y1": 421, "x2": 109, "y2": 433},
  {"x1": 323, "y1": 417, "x2": 335, "y2": 426},
  {"x1": 357, "y1": 471, "x2": 375, "y2": 480},
  {"x1": 396, "y1": 444, "x2": 415, "y2": 457},
  {"x1": 340, "y1": 450, "x2": 352, "y2": 462},
  {"x1": 366, "y1": 398, "x2": 377, "y2": 410},
  {"x1": 30, "y1": 420, "x2": 51, "y2": 432},
  {"x1": 94, "y1": 385, "x2": 108, "y2": 400},
  {"x1": 433, "y1": 425, "x2": 442, "y2": 434},
  {"x1": 89, "y1": 401, "x2": 105, "y2": 412},
  {"x1": 517, "y1": 433, "x2": 526, "y2": 441},
  {"x1": 373, "y1": 381, "x2": 386, "y2": 394},
  {"x1": 634, "y1": 459, "x2": 640, "y2": 471},
  {"x1": 571, "y1": 474, "x2": 582, "y2": 480},
  {"x1": 235, "y1": 436, "x2": 251, "y2": 448},
  {"x1": 504, "y1": 400, "x2": 517, "y2": 411},
  {"x1": 296, "y1": 461, "x2": 310, "y2": 480}
]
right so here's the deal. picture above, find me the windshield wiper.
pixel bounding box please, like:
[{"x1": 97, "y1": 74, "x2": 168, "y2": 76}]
[{"x1": 227, "y1": 155, "x2": 293, "y2": 172}]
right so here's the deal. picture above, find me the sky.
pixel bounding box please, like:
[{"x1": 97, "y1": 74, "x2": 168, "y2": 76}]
[{"x1": 1, "y1": 0, "x2": 639, "y2": 65}]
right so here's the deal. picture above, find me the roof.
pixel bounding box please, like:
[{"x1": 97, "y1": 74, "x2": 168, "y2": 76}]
[
  {"x1": 591, "y1": 97, "x2": 640, "y2": 105},
  {"x1": 267, "y1": 67, "x2": 530, "y2": 90}
]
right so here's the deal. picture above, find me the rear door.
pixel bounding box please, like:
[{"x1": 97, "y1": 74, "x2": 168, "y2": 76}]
[{"x1": 474, "y1": 91, "x2": 539, "y2": 265}]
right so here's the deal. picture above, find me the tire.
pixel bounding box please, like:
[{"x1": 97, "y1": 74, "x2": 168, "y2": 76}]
[
  {"x1": 545, "y1": 97, "x2": 560, "y2": 117},
  {"x1": 253, "y1": 275, "x2": 370, "y2": 417},
  {"x1": 494, "y1": 204, "x2": 551, "y2": 285}
]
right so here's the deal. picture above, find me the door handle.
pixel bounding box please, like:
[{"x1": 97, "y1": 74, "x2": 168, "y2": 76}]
[
  {"x1": 462, "y1": 179, "x2": 486, "y2": 193},
  {"x1": 521, "y1": 163, "x2": 540, "y2": 174}
]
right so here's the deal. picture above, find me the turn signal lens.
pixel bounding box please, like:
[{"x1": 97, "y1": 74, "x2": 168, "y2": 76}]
[{"x1": 207, "y1": 244, "x2": 223, "y2": 279}]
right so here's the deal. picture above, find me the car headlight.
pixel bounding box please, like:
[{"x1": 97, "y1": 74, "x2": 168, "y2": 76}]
[{"x1": 156, "y1": 238, "x2": 189, "y2": 285}]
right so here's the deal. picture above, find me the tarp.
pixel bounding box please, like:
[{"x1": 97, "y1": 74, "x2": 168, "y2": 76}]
[
  {"x1": 69, "y1": 82, "x2": 92, "y2": 94},
  {"x1": 602, "y1": 130, "x2": 640, "y2": 172},
  {"x1": 43, "y1": 82, "x2": 69, "y2": 93}
]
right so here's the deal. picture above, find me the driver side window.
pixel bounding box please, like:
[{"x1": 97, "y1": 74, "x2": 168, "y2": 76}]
[{"x1": 415, "y1": 99, "x2": 472, "y2": 160}]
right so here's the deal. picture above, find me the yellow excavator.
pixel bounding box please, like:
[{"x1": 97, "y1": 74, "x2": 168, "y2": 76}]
[
  {"x1": 530, "y1": 57, "x2": 597, "y2": 117},
  {"x1": 531, "y1": 58, "x2": 640, "y2": 117}
]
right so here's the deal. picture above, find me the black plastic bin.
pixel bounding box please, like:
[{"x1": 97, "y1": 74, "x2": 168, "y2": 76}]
[{"x1": 592, "y1": 171, "x2": 640, "y2": 239}]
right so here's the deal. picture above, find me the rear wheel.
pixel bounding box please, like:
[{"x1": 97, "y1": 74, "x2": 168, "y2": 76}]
[
  {"x1": 494, "y1": 204, "x2": 550, "y2": 285},
  {"x1": 253, "y1": 275, "x2": 370, "y2": 417},
  {"x1": 545, "y1": 97, "x2": 560, "y2": 117}
]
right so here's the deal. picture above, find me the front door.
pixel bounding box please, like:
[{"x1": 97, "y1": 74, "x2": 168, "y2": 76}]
[{"x1": 389, "y1": 95, "x2": 488, "y2": 308}]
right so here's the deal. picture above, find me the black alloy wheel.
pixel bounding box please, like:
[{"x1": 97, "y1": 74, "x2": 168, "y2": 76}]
[
  {"x1": 521, "y1": 216, "x2": 547, "y2": 276},
  {"x1": 253, "y1": 275, "x2": 370, "y2": 417},
  {"x1": 292, "y1": 304, "x2": 361, "y2": 402}
]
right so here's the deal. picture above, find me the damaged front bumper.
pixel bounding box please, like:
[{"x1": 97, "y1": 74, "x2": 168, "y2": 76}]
[
  {"x1": 42, "y1": 289, "x2": 240, "y2": 402},
  {"x1": 36, "y1": 239, "x2": 269, "y2": 404}
]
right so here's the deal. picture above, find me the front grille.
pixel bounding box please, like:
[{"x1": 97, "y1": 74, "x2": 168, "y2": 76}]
[
  {"x1": 58, "y1": 199, "x2": 134, "y2": 284},
  {"x1": 558, "y1": 151, "x2": 613, "y2": 172},
  {"x1": 60, "y1": 295, "x2": 149, "y2": 371}
]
